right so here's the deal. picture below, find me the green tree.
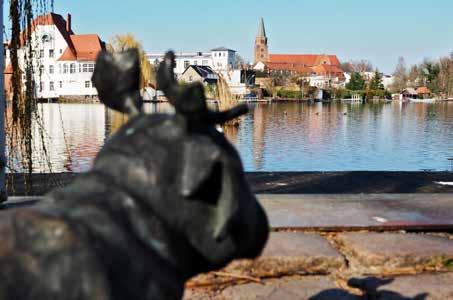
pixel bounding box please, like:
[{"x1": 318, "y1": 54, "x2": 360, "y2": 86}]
[
  {"x1": 346, "y1": 72, "x2": 365, "y2": 90},
  {"x1": 368, "y1": 69, "x2": 384, "y2": 90}
]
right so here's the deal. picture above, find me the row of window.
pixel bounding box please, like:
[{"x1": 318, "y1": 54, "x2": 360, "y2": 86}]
[
  {"x1": 38, "y1": 63, "x2": 95, "y2": 75},
  {"x1": 213, "y1": 52, "x2": 227, "y2": 57},
  {"x1": 39, "y1": 49, "x2": 63, "y2": 58},
  {"x1": 182, "y1": 60, "x2": 210, "y2": 69},
  {"x1": 38, "y1": 81, "x2": 92, "y2": 92}
]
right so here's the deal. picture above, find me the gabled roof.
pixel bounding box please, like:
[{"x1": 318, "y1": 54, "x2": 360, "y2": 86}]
[
  {"x1": 401, "y1": 88, "x2": 417, "y2": 95},
  {"x1": 269, "y1": 54, "x2": 341, "y2": 66},
  {"x1": 416, "y1": 86, "x2": 431, "y2": 94},
  {"x1": 15, "y1": 12, "x2": 105, "y2": 62},
  {"x1": 265, "y1": 62, "x2": 313, "y2": 74},
  {"x1": 211, "y1": 47, "x2": 235, "y2": 52},
  {"x1": 19, "y1": 13, "x2": 74, "y2": 49},
  {"x1": 183, "y1": 65, "x2": 216, "y2": 78},
  {"x1": 59, "y1": 34, "x2": 105, "y2": 61}
]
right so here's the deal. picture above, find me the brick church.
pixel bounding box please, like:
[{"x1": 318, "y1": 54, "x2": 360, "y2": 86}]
[{"x1": 253, "y1": 18, "x2": 344, "y2": 87}]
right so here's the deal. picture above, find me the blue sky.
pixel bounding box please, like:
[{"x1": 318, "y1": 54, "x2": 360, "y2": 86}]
[{"x1": 7, "y1": 0, "x2": 453, "y2": 73}]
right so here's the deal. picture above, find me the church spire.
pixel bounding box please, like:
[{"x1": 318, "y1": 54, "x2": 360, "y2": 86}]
[
  {"x1": 254, "y1": 18, "x2": 269, "y2": 64},
  {"x1": 257, "y1": 17, "x2": 266, "y2": 38}
]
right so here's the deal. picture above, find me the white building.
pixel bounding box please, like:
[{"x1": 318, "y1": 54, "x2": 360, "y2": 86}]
[
  {"x1": 5, "y1": 13, "x2": 105, "y2": 100},
  {"x1": 221, "y1": 69, "x2": 256, "y2": 95},
  {"x1": 147, "y1": 47, "x2": 236, "y2": 76}
]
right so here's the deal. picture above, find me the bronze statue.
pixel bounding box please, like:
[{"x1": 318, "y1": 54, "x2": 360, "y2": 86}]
[{"x1": 0, "y1": 50, "x2": 269, "y2": 299}]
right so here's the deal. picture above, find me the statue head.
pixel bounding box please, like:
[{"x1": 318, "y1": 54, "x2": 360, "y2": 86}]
[{"x1": 92, "y1": 49, "x2": 269, "y2": 276}]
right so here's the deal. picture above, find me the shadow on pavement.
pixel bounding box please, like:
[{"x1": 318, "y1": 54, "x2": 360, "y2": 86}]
[{"x1": 309, "y1": 277, "x2": 428, "y2": 300}]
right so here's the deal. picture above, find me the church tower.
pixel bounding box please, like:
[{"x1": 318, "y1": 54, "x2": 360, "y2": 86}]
[{"x1": 254, "y1": 18, "x2": 269, "y2": 64}]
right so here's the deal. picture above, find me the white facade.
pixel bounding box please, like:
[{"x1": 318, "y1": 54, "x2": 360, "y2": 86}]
[
  {"x1": 220, "y1": 69, "x2": 255, "y2": 95},
  {"x1": 147, "y1": 47, "x2": 236, "y2": 77},
  {"x1": 5, "y1": 14, "x2": 103, "y2": 100}
]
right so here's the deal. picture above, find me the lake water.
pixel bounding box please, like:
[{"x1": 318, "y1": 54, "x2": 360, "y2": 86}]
[{"x1": 11, "y1": 101, "x2": 453, "y2": 173}]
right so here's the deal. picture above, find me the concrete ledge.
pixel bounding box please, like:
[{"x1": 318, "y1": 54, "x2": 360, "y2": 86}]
[
  {"x1": 4, "y1": 194, "x2": 453, "y2": 231},
  {"x1": 258, "y1": 194, "x2": 453, "y2": 231}
]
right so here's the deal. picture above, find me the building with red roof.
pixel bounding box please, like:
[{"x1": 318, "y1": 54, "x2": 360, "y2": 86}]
[
  {"x1": 4, "y1": 13, "x2": 105, "y2": 100},
  {"x1": 253, "y1": 19, "x2": 345, "y2": 89}
]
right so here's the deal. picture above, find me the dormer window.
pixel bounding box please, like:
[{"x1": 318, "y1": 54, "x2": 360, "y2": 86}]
[{"x1": 41, "y1": 34, "x2": 51, "y2": 43}]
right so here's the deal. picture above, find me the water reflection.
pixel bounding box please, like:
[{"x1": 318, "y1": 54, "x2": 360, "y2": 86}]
[{"x1": 9, "y1": 101, "x2": 453, "y2": 172}]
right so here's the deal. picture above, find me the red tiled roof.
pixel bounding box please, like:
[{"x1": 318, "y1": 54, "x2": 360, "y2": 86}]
[
  {"x1": 13, "y1": 13, "x2": 104, "y2": 62},
  {"x1": 266, "y1": 62, "x2": 313, "y2": 74},
  {"x1": 269, "y1": 54, "x2": 341, "y2": 66},
  {"x1": 19, "y1": 13, "x2": 74, "y2": 48},
  {"x1": 59, "y1": 34, "x2": 105, "y2": 61},
  {"x1": 416, "y1": 86, "x2": 431, "y2": 94},
  {"x1": 265, "y1": 53, "x2": 343, "y2": 77},
  {"x1": 311, "y1": 64, "x2": 344, "y2": 76}
]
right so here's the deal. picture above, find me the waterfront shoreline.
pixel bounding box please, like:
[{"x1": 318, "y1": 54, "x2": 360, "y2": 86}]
[{"x1": 7, "y1": 171, "x2": 453, "y2": 196}]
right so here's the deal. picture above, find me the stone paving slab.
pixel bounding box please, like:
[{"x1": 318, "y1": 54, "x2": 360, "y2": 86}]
[
  {"x1": 218, "y1": 276, "x2": 359, "y2": 300},
  {"x1": 347, "y1": 273, "x2": 453, "y2": 300},
  {"x1": 259, "y1": 194, "x2": 453, "y2": 231},
  {"x1": 372, "y1": 273, "x2": 453, "y2": 300},
  {"x1": 185, "y1": 273, "x2": 453, "y2": 300},
  {"x1": 336, "y1": 233, "x2": 453, "y2": 274},
  {"x1": 188, "y1": 232, "x2": 344, "y2": 287}
]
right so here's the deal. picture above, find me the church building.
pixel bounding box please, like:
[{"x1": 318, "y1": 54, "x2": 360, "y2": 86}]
[{"x1": 253, "y1": 18, "x2": 345, "y2": 88}]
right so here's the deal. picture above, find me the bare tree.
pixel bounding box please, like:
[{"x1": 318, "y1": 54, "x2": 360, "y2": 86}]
[
  {"x1": 438, "y1": 55, "x2": 453, "y2": 97},
  {"x1": 391, "y1": 57, "x2": 408, "y2": 92},
  {"x1": 407, "y1": 65, "x2": 421, "y2": 88},
  {"x1": 341, "y1": 59, "x2": 373, "y2": 73},
  {"x1": 234, "y1": 54, "x2": 247, "y2": 69}
]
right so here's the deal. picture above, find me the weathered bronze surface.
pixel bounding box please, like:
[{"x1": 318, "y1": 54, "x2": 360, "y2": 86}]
[{"x1": 0, "y1": 49, "x2": 269, "y2": 299}]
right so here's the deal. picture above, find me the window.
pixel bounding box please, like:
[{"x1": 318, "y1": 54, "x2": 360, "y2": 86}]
[
  {"x1": 202, "y1": 60, "x2": 209, "y2": 66},
  {"x1": 60, "y1": 49, "x2": 63, "y2": 54},
  {"x1": 85, "y1": 81, "x2": 91, "y2": 88},
  {"x1": 49, "y1": 65, "x2": 54, "y2": 74},
  {"x1": 83, "y1": 64, "x2": 95, "y2": 73},
  {"x1": 70, "y1": 63, "x2": 76, "y2": 73},
  {"x1": 49, "y1": 49, "x2": 54, "y2": 58},
  {"x1": 49, "y1": 81, "x2": 54, "y2": 91},
  {"x1": 40, "y1": 50, "x2": 44, "y2": 58},
  {"x1": 79, "y1": 64, "x2": 82, "y2": 73},
  {"x1": 39, "y1": 65, "x2": 44, "y2": 75},
  {"x1": 184, "y1": 60, "x2": 190, "y2": 69},
  {"x1": 194, "y1": 60, "x2": 198, "y2": 65},
  {"x1": 63, "y1": 64, "x2": 68, "y2": 74},
  {"x1": 59, "y1": 81, "x2": 63, "y2": 88}
]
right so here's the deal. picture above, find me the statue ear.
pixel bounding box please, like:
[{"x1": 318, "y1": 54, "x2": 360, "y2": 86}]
[{"x1": 180, "y1": 138, "x2": 221, "y2": 198}]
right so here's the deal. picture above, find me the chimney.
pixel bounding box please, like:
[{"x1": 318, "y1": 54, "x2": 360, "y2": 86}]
[{"x1": 66, "y1": 14, "x2": 72, "y2": 32}]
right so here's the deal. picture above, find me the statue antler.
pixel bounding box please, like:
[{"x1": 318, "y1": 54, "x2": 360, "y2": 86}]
[{"x1": 157, "y1": 51, "x2": 249, "y2": 125}]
